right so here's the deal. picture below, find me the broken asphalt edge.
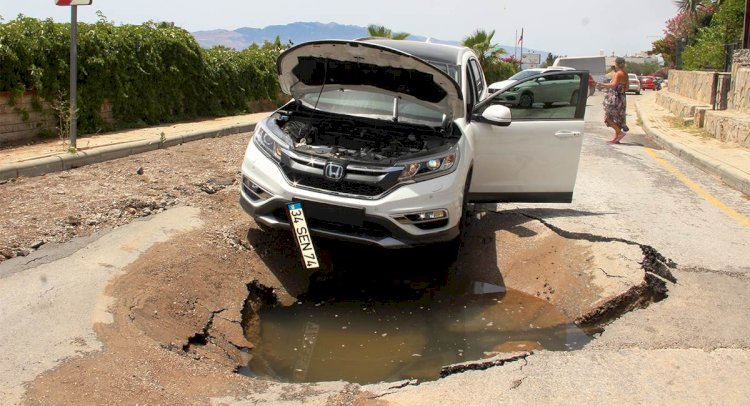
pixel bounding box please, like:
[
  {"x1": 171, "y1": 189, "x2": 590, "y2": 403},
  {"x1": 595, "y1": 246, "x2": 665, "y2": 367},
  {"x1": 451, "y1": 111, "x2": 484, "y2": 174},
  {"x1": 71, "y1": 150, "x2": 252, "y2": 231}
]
[
  {"x1": 0, "y1": 122, "x2": 256, "y2": 181},
  {"x1": 634, "y1": 102, "x2": 750, "y2": 196}
]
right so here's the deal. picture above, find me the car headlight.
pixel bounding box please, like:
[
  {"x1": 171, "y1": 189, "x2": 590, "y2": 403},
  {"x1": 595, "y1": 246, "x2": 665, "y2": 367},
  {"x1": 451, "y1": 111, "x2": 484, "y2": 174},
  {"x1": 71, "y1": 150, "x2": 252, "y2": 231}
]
[
  {"x1": 398, "y1": 145, "x2": 459, "y2": 181},
  {"x1": 253, "y1": 126, "x2": 285, "y2": 161}
]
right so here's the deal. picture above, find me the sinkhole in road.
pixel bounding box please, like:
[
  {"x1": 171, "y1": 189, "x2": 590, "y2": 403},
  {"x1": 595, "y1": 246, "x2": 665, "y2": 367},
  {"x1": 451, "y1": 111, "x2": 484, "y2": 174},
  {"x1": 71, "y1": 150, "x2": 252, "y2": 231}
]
[
  {"x1": 242, "y1": 278, "x2": 588, "y2": 384},
  {"x1": 239, "y1": 241, "x2": 594, "y2": 384},
  {"x1": 237, "y1": 212, "x2": 675, "y2": 385}
]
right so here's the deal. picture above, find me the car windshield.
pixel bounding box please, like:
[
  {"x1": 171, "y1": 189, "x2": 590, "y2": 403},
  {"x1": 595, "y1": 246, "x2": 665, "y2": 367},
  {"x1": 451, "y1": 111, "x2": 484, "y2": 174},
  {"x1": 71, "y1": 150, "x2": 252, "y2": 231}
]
[{"x1": 298, "y1": 89, "x2": 445, "y2": 127}]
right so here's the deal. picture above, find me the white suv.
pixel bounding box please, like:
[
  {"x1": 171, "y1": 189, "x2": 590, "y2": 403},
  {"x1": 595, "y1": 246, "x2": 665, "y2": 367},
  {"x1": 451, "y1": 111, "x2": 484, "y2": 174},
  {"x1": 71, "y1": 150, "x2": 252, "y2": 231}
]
[{"x1": 240, "y1": 39, "x2": 587, "y2": 248}]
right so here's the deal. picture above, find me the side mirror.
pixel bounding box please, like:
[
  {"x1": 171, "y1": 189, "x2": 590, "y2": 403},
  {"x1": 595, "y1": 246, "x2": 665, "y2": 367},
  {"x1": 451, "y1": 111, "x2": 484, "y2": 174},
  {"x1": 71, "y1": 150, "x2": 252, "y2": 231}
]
[{"x1": 479, "y1": 104, "x2": 512, "y2": 126}]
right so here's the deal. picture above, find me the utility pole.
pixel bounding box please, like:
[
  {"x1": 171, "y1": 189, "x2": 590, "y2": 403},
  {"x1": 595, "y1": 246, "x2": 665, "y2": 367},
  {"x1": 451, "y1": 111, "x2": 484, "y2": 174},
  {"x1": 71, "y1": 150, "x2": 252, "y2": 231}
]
[
  {"x1": 70, "y1": 4, "x2": 78, "y2": 149},
  {"x1": 55, "y1": 0, "x2": 92, "y2": 150}
]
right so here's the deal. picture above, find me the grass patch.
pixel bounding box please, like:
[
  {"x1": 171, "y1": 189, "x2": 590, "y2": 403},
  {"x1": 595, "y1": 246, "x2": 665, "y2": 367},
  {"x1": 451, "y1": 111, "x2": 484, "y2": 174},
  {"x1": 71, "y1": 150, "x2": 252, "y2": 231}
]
[{"x1": 663, "y1": 116, "x2": 714, "y2": 139}]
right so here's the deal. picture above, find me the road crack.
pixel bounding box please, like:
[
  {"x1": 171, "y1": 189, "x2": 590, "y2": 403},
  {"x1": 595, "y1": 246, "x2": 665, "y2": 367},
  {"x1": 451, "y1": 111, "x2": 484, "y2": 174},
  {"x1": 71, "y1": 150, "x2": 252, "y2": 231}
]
[{"x1": 439, "y1": 351, "x2": 532, "y2": 378}]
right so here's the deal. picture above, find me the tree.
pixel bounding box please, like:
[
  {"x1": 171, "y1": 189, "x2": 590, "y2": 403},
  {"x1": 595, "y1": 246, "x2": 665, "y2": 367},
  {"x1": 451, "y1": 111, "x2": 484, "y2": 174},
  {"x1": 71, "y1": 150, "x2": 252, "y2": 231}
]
[
  {"x1": 366, "y1": 24, "x2": 409, "y2": 40},
  {"x1": 542, "y1": 53, "x2": 557, "y2": 68},
  {"x1": 674, "y1": 0, "x2": 724, "y2": 14},
  {"x1": 650, "y1": 3, "x2": 718, "y2": 67},
  {"x1": 674, "y1": 0, "x2": 704, "y2": 13},
  {"x1": 682, "y1": 0, "x2": 744, "y2": 70},
  {"x1": 461, "y1": 29, "x2": 506, "y2": 69}
]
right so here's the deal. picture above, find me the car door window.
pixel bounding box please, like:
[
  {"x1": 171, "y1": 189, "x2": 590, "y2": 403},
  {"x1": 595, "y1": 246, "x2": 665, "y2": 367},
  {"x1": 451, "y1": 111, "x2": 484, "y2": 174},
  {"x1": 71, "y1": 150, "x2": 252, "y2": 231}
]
[
  {"x1": 468, "y1": 59, "x2": 485, "y2": 96},
  {"x1": 465, "y1": 65, "x2": 478, "y2": 106},
  {"x1": 485, "y1": 72, "x2": 585, "y2": 120}
]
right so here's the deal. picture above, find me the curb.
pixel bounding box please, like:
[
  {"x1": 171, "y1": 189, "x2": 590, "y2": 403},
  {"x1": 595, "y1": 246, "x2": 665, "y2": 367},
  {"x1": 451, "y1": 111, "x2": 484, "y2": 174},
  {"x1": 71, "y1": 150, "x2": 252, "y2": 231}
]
[
  {"x1": 0, "y1": 122, "x2": 255, "y2": 181},
  {"x1": 635, "y1": 102, "x2": 750, "y2": 196}
]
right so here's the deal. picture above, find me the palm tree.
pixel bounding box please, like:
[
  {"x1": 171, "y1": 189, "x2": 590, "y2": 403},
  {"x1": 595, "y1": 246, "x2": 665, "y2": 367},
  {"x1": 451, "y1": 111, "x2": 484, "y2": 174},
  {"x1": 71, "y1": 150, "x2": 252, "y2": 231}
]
[
  {"x1": 367, "y1": 24, "x2": 410, "y2": 40},
  {"x1": 673, "y1": 0, "x2": 723, "y2": 13},
  {"x1": 461, "y1": 29, "x2": 506, "y2": 68}
]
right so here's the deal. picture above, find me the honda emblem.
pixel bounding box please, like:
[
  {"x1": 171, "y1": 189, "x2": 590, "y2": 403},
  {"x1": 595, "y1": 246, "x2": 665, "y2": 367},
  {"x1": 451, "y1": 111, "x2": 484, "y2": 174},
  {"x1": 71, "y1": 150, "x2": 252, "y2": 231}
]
[{"x1": 324, "y1": 163, "x2": 345, "y2": 181}]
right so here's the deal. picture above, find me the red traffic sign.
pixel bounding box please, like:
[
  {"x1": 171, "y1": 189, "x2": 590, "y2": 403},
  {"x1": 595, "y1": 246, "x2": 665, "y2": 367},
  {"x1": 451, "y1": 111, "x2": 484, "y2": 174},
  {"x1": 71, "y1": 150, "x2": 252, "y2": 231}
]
[{"x1": 56, "y1": 0, "x2": 93, "y2": 5}]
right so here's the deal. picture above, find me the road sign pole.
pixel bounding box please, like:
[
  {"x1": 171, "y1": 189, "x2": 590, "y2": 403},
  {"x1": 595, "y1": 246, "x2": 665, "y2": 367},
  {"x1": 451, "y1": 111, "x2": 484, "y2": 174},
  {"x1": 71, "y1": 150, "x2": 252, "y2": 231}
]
[
  {"x1": 743, "y1": 0, "x2": 749, "y2": 49},
  {"x1": 69, "y1": 5, "x2": 78, "y2": 150}
]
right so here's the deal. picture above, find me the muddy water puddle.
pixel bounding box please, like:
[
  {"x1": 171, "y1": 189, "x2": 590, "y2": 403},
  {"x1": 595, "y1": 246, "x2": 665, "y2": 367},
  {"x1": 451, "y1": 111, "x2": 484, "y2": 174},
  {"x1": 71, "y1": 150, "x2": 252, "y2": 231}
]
[{"x1": 242, "y1": 269, "x2": 589, "y2": 384}]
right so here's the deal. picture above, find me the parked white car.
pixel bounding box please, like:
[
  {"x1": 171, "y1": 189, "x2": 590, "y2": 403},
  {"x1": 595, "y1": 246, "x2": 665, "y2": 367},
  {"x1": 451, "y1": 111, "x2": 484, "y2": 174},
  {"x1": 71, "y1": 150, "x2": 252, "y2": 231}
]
[
  {"x1": 240, "y1": 39, "x2": 586, "y2": 249},
  {"x1": 488, "y1": 66, "x2": 575, "y2": 94},
  {"x1": 627, "y1": 73, "x2": 641, "y2": 94}
]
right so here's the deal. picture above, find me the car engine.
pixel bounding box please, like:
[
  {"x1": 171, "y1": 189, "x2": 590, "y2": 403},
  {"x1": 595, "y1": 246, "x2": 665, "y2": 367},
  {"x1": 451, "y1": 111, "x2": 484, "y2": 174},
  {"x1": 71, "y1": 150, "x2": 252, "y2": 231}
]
[{"x1": 275, "y1": 109, "x2": 457, "y2": 164}]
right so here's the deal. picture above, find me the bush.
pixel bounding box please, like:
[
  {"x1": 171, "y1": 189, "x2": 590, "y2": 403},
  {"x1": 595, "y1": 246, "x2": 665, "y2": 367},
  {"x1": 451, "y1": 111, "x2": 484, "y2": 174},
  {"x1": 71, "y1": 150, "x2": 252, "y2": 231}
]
[
  {"x1": 0, "y1": 16, "x2": 284, "y2": 134},
  {"x1": 483, "y1": 60, "x2": 519, "y2": 84},
  {"x1": 682, "y1": 0, "x2": 744, "y2": 71}
]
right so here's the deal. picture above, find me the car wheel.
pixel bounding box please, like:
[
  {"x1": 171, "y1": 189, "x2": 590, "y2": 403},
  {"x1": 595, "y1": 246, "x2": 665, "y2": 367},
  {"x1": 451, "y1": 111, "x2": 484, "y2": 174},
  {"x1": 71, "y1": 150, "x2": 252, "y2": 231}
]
[
  {"x1": 519, "y1": 92, "x2": 533, "y2": 108},
  {"x1": 438, "y1": 169, "x2": 473, "y2": 264},
  {"x1": 570, "y1": 90, "x2": 579, "y2": 106},
  {"x1": 636, "y1": 90, "x2": 641, "y2": 95}
]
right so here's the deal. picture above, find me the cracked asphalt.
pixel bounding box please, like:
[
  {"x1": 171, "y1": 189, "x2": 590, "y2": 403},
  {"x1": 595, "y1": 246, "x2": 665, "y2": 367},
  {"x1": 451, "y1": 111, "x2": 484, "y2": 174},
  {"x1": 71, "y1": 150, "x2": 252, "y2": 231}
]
[{"x1": 1, "y1": 93, "x2": 749, "y2": 404}]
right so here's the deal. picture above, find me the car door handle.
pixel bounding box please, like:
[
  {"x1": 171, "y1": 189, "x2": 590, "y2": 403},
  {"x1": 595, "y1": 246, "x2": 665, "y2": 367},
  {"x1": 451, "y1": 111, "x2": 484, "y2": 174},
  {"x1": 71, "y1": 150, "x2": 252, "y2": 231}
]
[{"x1": 554, "y1": 131, "x2": 582, "y2": 138}]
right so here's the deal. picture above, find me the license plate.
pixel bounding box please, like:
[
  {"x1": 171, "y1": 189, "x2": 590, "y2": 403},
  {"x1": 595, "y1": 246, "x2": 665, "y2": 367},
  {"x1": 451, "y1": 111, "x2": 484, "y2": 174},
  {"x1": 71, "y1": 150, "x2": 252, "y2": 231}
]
[{"x1": 287, "y1": 202, "x2": 319, "y2": 269}]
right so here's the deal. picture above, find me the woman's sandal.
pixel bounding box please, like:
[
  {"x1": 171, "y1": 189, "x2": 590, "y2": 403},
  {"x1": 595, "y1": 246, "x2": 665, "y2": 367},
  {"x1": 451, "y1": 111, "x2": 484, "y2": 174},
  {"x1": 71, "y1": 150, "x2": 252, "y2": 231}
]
[{"x1": 608, "y1": 132, "x2": 626, "y2": 144}]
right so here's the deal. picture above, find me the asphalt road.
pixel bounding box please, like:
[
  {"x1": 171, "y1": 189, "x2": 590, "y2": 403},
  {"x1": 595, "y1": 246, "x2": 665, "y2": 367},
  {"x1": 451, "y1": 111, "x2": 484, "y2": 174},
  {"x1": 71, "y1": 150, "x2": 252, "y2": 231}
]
[
  {"x1": 2, "y1": 92, "x2": 750, "y2": 404},
  {"x1": 377, "y1": 92, "x2": 750, "y2": 404}
]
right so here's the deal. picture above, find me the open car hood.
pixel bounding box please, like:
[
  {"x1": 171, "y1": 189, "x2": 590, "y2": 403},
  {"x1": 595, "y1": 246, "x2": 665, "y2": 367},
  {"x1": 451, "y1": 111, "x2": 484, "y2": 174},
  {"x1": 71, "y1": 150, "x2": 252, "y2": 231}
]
[{"x1": 277, "y1": 40, "x2": 464, "y2": 121}]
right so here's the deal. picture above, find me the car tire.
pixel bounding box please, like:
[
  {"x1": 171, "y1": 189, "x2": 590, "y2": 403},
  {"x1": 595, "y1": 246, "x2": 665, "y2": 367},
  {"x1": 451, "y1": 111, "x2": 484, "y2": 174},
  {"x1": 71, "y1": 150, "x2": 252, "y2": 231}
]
[
  {"x1": 636, "y1": 90, "x2": 641, "y2": 95},
  {"x1": 519, "y1": 92, "x2": 533, "y2": 108},
  {"x1": 438, "y1": 169, "x2": 473, "y2": 265}
]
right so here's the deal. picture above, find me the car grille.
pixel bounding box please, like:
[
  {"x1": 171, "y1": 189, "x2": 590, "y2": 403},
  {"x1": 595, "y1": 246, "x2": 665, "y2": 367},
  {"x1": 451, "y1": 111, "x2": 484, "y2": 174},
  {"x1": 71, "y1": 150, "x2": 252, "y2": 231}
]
[{"x1": 279, "y1": 150, "x2": 403, "y2": 198}]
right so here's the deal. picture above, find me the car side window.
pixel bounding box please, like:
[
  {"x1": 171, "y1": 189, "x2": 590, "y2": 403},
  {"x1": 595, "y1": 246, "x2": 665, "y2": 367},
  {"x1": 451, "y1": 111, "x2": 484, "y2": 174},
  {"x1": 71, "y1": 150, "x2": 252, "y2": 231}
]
[
  {"x1": 465, "y1": 65, "x2": 478, "y2": 107},
  {"x1": 486, "y1": 72, "x2": 584, "y2": 120},
  {"x1": 468, "y1": 59, "x2": 485, "y2": 96}
]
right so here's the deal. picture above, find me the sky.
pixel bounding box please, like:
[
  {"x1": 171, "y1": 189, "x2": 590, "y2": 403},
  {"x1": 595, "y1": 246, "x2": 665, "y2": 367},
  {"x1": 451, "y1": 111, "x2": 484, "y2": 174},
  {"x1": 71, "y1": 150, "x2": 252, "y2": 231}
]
[{"x1": 1, "y1": 0, "x2": 678, "y2": 57}]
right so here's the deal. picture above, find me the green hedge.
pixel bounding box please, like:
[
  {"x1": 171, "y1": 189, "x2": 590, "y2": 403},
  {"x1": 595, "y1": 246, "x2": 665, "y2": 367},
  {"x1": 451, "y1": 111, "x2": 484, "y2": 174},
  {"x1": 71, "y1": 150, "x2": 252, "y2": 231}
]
[{"x1": 0, "y1": 16, "x2": 284, "y2": 134}]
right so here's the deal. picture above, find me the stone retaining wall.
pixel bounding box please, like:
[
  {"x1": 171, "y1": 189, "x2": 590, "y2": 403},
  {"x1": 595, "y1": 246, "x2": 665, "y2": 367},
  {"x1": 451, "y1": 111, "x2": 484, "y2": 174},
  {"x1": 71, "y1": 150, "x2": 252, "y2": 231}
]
[
  {"x1": 0, "y1": 92, "x2": 56, "y2": 146},
  {"x1": 667, "y1": 70, "x2": 717, "y2": 104},
  {"x1": 655, "y1": 91, "x2": 710, "y2": 118}
]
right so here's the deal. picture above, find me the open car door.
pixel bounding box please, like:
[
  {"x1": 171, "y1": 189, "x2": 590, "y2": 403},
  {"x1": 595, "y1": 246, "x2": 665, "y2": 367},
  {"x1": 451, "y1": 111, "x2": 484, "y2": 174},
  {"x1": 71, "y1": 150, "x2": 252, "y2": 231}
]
[{"x1": 465, "y1": 70, "x2": 588, "y2": 203}]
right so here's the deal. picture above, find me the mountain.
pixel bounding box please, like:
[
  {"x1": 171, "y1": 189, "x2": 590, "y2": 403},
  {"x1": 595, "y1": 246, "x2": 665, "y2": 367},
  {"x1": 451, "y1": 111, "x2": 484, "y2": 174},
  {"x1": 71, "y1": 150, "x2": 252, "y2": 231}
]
[
  {"x1": 192, "y1": 22, "x2": 368, "y2": 49},
  {"x1": 191, "y1": 21, "x2": 548, "y2": 63}
]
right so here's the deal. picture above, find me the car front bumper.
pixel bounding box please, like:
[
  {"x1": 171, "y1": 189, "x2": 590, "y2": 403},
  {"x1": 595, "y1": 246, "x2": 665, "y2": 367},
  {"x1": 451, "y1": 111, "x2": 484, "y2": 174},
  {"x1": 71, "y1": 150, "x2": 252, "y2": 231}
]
[{"x1": 239, "y1": 140, "x2": 464, "y2": 248}]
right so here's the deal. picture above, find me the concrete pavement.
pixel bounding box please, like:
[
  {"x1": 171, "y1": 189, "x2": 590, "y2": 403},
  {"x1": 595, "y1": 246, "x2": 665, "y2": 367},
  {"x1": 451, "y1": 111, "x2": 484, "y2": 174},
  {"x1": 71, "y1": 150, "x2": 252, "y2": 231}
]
[
  {"x1": 633, "y1": 92, "x2": 750, "y2": 195},
  {"x1": 0, "y1": 113, "x2": 267, "y2": 181},
  {"x1": 0, "y1": 95, "x2": 748, "y2": 198}
]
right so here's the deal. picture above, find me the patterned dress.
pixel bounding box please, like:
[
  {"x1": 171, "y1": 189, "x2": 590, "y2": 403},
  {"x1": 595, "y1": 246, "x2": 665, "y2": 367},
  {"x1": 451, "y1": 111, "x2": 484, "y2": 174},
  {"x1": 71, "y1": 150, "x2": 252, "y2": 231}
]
[{"x1": 603, "y1": 83, "x2": 628, "y2": 132}]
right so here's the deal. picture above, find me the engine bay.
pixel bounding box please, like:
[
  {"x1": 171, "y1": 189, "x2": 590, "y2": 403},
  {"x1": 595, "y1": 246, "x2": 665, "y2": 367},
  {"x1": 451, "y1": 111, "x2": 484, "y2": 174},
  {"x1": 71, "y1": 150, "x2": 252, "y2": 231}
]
[{"x1": 274, "y1": 109, "x2": 458, "y2": 163}]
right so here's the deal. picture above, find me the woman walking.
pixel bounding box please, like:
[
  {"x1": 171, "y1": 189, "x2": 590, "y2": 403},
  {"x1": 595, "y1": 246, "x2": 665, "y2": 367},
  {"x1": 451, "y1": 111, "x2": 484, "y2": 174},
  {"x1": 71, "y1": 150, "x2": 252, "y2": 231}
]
[{"x1": 596, "y1": 57, "x2": 629, "y2": 144}]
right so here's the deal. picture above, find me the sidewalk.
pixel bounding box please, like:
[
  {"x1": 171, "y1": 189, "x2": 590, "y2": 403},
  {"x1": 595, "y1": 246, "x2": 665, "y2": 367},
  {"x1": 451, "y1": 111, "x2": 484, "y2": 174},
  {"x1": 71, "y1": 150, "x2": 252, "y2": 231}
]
[
  {"x1": 1, "y1": 98, "x2": 749, "y2": 197},
  {"x1": 0, "y1": 112, "x2": 268, "y2": 181},
  {"x1": 633, "y1": 92, "x2": 750, "y2": 196}
]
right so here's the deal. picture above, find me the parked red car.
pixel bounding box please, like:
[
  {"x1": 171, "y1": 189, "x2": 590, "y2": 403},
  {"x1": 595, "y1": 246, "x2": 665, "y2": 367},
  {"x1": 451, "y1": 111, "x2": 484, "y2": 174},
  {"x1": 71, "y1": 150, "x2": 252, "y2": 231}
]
[{"x1": 639, "y1": 76, "x2": 657, "y2": 91}]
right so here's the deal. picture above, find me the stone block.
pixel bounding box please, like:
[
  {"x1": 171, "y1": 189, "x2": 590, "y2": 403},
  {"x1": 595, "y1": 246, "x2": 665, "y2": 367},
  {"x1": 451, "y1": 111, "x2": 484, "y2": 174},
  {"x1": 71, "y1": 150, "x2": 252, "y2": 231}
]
[
  {"x1": 693, "y1": 107, "x2": 708, "y2": 128},
  {"x1": 704, "y1": 111, "x2": 750, "y2": 148}
]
